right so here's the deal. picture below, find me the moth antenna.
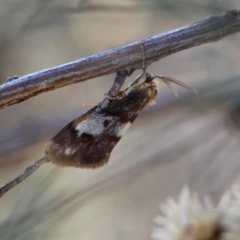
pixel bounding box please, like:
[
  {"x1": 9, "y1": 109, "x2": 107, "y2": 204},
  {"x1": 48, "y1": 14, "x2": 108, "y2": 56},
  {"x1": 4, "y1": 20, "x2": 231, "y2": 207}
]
[
  {"x1": 157, "y1": 76, "x2": 198, "y2": 94},
  {"x1": 161, "y1": 78, "x2": 178, "y2": 98},
  {"x1": 0, "y1": 155, "x2": 47, "y2": 197}
]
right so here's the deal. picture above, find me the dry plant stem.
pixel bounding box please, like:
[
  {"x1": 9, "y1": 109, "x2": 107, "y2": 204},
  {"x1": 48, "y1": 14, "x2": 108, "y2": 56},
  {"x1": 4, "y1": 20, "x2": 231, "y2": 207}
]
[
  {"x1": 0, "y1": 9, "x2": 240, "y2": 109},
  {"x1": 0, "y1": 155, "x2": 47, "y2": 197}
]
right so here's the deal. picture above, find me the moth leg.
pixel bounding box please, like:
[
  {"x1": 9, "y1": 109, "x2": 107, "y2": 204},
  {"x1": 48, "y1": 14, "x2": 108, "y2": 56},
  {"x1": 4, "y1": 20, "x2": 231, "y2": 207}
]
[
  {"x1": 97, "y1": 69, "x2": 134, "y2": 111},
  {"x1": 107, "y1": 69, "x2": 134, "y2": 98},
  {"x1": 83, "y1": 103, "x2": 98, "y2": 107}
]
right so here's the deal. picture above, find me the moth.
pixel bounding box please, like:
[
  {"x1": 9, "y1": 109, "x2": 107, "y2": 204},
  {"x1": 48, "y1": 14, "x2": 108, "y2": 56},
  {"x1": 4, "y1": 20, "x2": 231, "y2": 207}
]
[
  {"x1": 45, "y1": 72, "x2": 196, "y2": 169},
  {"x1": 0, "y1": 70, "x2": 197, "y2": 197}
]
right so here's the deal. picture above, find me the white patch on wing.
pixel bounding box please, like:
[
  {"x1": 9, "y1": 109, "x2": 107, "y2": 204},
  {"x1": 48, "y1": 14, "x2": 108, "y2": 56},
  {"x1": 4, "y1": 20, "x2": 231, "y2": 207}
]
[
  {"x1": 52, "y1": 143, "x2": 63, "y2": 154},
  {"x1": 64, "y1": 148, "x2": 71, "y2": 155},
  {"x1": 116, "y1": 122, "x2": 131, "y2": 137},
  {"x1": 75, "y1": 115, "x2": 118, "y2": 137}
]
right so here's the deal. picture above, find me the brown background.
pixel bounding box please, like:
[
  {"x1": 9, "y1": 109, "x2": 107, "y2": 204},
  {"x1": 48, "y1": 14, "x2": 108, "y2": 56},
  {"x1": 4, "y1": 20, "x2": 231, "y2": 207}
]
[{"x1": 1, "y1": 1, "x2": 240, "y2": 239}]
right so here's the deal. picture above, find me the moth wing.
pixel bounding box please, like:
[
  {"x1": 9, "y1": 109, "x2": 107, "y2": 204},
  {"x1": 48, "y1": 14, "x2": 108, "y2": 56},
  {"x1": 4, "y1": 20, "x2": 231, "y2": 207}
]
[
  {"x1": 45, "y1": 106, "x2": 106, "y2": 168},
  {"x1": 50, "y1": 106, "x2": 98, "y2": 141},
  {"x1": 45, "y1": 106, "x2": 131, "y2": 169},
  {"x1": 71, "y1": 112, "x2": 132, "y2": 168}
]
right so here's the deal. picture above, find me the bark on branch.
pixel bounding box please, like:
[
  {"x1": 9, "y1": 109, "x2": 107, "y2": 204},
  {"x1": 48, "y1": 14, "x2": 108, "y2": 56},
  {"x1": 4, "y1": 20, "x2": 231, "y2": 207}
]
[{"x1": 0, "y1": 9, "x2": 240, "y2": 109}]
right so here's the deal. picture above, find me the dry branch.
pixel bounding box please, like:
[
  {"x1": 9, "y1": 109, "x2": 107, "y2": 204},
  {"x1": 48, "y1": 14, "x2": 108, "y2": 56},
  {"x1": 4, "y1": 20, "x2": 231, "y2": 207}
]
[
  {"x1": 0, "y1": 9, "x2": 240, "y2": 109},
  {"x1": 0, "y1": 155, "x2": 47, "y2": 197}
]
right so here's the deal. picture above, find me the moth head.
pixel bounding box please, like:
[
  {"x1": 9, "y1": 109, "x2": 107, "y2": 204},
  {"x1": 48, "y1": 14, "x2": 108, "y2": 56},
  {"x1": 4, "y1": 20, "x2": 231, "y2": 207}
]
[
  {"x1": 145, "y1": 73, "x2": 157, "y2": 83},
  {"x1": 124, "y1": 72, "x2": 158, "y2": 106}
]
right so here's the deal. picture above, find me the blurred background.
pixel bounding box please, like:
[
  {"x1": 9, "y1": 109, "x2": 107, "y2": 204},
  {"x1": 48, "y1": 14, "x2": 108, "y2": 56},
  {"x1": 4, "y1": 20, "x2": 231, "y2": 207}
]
[{"x1": 1, "y1": 0, "x2": 240, "y2": 239}]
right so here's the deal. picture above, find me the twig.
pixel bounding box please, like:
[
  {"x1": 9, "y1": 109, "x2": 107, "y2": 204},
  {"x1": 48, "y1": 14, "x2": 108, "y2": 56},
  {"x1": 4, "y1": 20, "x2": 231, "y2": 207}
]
[
  {"x1": 0, "y1": 155, "x2": 47, "y2": 197},
  {"x1": 0, "y1": 9, "x2": 240, "y2": 109}
]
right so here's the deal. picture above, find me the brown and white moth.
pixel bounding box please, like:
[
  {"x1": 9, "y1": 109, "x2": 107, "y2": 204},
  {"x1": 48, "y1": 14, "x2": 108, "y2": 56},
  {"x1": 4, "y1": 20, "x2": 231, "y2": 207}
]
[
  {"x1": 0, "y1": 68, "x2": 196, "y2": 197},
  {"x1": 45, "y1": 73, "x2": 158, "y2": 169},
  {"x1": 45, "y1": 71, "x2": 196, "y2": 169}
]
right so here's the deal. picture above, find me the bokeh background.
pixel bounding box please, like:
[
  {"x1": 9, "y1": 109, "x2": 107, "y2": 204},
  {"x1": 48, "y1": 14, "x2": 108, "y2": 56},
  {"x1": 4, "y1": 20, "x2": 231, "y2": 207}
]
[{"x1": 1, "y1": 1, "x2": 240, "y2": 239}]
